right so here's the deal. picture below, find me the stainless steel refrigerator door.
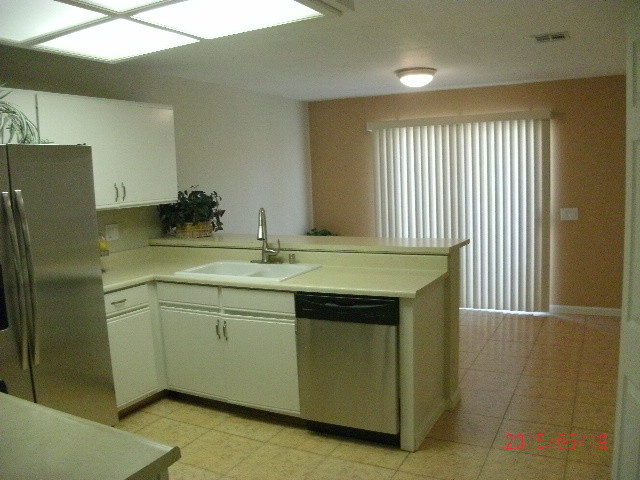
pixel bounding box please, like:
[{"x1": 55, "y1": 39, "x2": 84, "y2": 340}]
[
  {"x1": 296, "y1": 317, "x2": 399, "y2": 434},
  {"x1": 6, "y1": 144, "x2": 118, "y2": 425},
  {"x1": 0, "y1": 146, "x2": 34, "y2": 401}
]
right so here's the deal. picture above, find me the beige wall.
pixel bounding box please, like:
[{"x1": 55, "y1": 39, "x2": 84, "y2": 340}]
[{"x1": 309, "y1": 76, "x2": 626, "y2": 309}]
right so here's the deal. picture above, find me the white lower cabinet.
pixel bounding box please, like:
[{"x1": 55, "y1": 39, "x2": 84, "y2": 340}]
[
  {"x1": 105, "y1": 285, "x2": 162, "y2": 409},
  {"x1": 157, "y1": 283, "x2": 299, "y2": 415}
]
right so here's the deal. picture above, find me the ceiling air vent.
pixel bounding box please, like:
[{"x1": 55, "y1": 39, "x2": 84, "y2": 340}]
[{"x1": 533, "y1": 31, "x2": 570, "y2": 43}]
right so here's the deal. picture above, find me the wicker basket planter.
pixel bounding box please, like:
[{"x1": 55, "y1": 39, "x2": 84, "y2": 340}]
[{"x1": 175, "y1": 221, "x2": 213, "y2": 238}]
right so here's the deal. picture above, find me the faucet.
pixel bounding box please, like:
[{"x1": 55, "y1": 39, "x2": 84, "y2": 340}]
[{"x1": 254, "y1": 207, "x2": 280, "y2": 263}]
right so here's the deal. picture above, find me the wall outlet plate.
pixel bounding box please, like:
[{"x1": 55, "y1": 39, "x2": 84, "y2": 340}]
[
  {"x1": 560, "y1": 208, "x2": 579, "y2": 221},
  {"x1": 105, "y1": 223, "x2": 120, "y2": 241}
]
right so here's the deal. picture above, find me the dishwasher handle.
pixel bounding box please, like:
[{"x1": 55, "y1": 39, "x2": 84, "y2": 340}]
[{"x1": 295, "y1": 293, "x2": 399, "y2": 325}]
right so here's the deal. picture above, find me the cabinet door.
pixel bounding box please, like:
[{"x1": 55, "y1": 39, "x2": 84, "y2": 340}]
[
  {"x1": 224, "y1": 317, "x2": 299, "y2": 414},
  {"x1": 36, "y1": 92, "x2": 177, "y2": 209},
  {"x1": 107, "y1": 308, "x2": 160, "y2": 408},
  {"x1": 160, "y1": 308, "x2": 224, "y2": 397}
]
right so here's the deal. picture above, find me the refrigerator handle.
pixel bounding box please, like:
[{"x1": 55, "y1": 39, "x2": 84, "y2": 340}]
[
  {"x1": 14, "y1": 190, "x2": 39, "y2": 366},
  {"x1": 1, "y1": 191, "x2": 30, "y2": 370}
]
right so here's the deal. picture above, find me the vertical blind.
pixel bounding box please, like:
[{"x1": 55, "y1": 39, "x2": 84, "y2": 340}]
[{"x1": 369, "y1": 113, "x2": 550, "y2": 312}]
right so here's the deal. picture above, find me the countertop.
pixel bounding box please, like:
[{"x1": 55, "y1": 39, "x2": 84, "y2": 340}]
[
  {"x1": 101, "y1": 236, "x2": 467, "y2": 297},
  {"x1": 0, "y1": 393, "x2": 180, "y2": 480}
]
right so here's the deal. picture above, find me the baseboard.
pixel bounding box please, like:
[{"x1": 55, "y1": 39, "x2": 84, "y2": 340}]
[{"x1": 549, "y1": 305, "x2": 621, "y2": 317}]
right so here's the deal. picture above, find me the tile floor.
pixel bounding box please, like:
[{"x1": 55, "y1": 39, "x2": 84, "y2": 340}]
[{"x1": 116, "y1": 310, "x2": 619, "y2": 480}]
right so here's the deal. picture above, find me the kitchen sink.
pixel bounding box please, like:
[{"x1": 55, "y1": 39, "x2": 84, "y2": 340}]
[{"x1": 174, "y1": 261, "x2": 321, "y2": 282}]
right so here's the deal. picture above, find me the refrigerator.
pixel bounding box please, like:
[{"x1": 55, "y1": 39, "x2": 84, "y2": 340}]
[{"x1": 0, "y1": 143, "x2": 118, "y2": 426}]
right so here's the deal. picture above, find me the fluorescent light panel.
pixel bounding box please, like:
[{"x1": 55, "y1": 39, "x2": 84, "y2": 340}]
[
  {"x1": 73, "y1": 0, "x2": 165, "y2": 13},
  {"x1": 35, "y1": 18, "x2": 197, "y2": 62},
  {"x1": 0, "y1": 0, "x2": 105, "y2": 42},
  {"x1": 133, "y1": 0, "x2": 323, "y2": 39}
]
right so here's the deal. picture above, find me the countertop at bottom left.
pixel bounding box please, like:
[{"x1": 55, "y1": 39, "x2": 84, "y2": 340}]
[{"x1": 0, "y1": 393, "x2": 180, "y2": 480}]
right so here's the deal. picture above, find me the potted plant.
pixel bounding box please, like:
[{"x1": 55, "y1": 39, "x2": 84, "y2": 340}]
[
  {"x1": 0, "y1": 85, "x2": 40, "y2": 144},
  {"x1": 157, "y1": 187, "x2": 225, "y2": 238}
]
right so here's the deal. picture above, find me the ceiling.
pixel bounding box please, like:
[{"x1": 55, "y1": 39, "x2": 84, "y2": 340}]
[{"x1": 4, "y1": 0, "x2": 629, "y2": 101}]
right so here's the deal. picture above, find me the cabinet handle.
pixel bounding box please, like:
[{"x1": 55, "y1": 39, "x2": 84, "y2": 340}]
[
  {"x1": 215, "y1": 319, "x2": 221, "y2": 339},
  {"x1": 114, "y1": 183, "x2": 119, "y2": 202},
  {"x1": 121, "y1": 182, "x2": 126, "y2": 201},
  {"x1": 110, "y1": 299, "x2": 126, "y2": 306},
  {"x1": 223, "y1": 320, "x2": 228, "y2": 340}
]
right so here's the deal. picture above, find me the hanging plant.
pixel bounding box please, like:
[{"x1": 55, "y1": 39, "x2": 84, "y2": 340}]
[{"x1": 0, "y1": 85, "x2": 40, "y2": 144}]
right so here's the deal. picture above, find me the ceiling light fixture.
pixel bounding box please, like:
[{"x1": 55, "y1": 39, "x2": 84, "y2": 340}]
[{"x1": 395, "y1": 67, "x2": 436, "y2": 88}]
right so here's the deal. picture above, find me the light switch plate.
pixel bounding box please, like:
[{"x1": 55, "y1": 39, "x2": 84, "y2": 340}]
[
  {"x1": 105, "y1": 223, "x2": 120, "y2": 240},
  {"x1": 560, "y1": 208, "x2": 579, "y2": 221}
]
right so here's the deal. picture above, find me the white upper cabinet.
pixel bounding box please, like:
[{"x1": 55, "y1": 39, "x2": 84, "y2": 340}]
[{"x1": 36, "y1": 92, "x2": 178, "y2": 209}]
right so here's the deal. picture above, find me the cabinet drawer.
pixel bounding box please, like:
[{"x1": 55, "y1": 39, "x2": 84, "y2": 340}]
[
  {"x1": 221, "y1": 288, "x2": 295, "y2": 314},
  {"x1": 157, "y1": 282, "x2": 219, "y2": 306},
  {"x1": 104, "y1": 284, "x2": 149, "y2": 316}
]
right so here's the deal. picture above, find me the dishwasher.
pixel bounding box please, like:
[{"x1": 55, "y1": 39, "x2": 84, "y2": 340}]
[{"x1": 295, "y1": 292, "x2": 399, "y2": 444}]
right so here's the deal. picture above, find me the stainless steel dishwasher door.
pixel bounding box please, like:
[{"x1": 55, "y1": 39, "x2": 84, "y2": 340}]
[{"x1": 296, "y1": 316, "x2": 399, "y2": 435}]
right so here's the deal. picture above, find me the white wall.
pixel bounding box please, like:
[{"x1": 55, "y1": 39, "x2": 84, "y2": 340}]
[{"x1": 0, "y1": 46, "x2": 313, "y2": 239}]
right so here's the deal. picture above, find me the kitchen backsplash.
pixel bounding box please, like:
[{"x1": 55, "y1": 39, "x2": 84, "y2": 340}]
[{"x1": 97, "y1": 206, "x2": 162, "y2": 253}]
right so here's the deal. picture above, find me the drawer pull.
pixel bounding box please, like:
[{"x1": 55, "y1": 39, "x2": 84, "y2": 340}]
[
  {"x1": 215, "y1": 319, "x2": 221, "y2": 339},
  {"x1": 110, "y1": 299, "x2": 127, "y2": 306}
]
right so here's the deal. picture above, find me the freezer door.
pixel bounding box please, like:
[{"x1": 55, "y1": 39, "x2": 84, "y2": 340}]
[
  {"x1": 0, "y1": 145, "x2": 34, "y2": 401},
  {"x1": 6, "y1": 144, "x2": 117, "y2": 425}
]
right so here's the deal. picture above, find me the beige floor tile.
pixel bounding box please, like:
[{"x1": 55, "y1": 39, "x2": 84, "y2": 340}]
[
  {"x1": 141, "y1": 397, "x2": 185, "y2": 416},
  {"x1": 268, "y1": 425, "x2": 341, "y2": 455},
  {"x1": 180, "y1": 430, "x2": 262, "y2": 474},
  {"x1": 515, "y1": 374, "x2": 576, "y2": 401},
  {"x1": 477, "y1": 449, "x2": 565, "y2": 480},
  {"x1": 459, "y1": 315, "x2": 503, "y2": 328},
  {"x1": 459, "y1": 337, "x2": 488, "y2": 353},
  {"x1": 399, "y1": 438, "x2": 489, "y2": 480},
  {"x1": 459, "y1": 349, "x2": 479, "y2": 368},
  {"x1": 580, "y1": 345, "x2": 619, "y2": 365},
  {"x1": 585, "y1": 316, "x2": 620, "y2": 328},
  {"x1": 480, "y1": 339, "x2": 535, "y2": 358},
  {"x1": 214, "y1": 412, "x2": 284, "y2": 442},
  {"x1": 566, "y1": 429, "x2": 612, "y2": 466},
  {"x1": 169, "y1": 462, "x2": 224, "y2": 480},
  {"x1": 228, "y1": 443, "x2": 324, "y2": 480},
  {"x1": 115, "y1": 410, "x2": 162, "y2": 433},
  {"x1": 456, "y1": 387, "x2": 512, "y2": 418},
  {"x1": 460, "y1": 324, "x2": 496, "y2": 341},
  {"x1": 534, "y1": 332, "x2": 583, "y2": 347},
  {"x1": 469, "y1": 353, "x2": 528, "y2": 375},
  {"x1": 572, "y1": 402, "x2": 616, "y2": 431},
  {"x1": 391, "y1": 472, "x2": 441, "y2": 480},
  {"x1": 529, "y1": 342, "x2": 582, "y2": 362},
  {"x1": 135, "y1": 417, "x2": 208, "y2": 447},
  {"x1": 493, "y1": 419, "x2": 570, "y2": 459},
  {"x1": 490, "y1": 322, "x2": 542, "y2": 343},
  {"x1": 459, "y1": 369, "x2": 520, "y2": 393},
  {"x1": 165, "y1": 402, "x2": 231, "y2": 429},
  {"x1": 505, "y1": 395, "x2": 573, "y2": 426},
  {"x1": 579, "y1": 361, "x2": 618, "y2": 383},
  {"x1": 330, "y1": 439, "x2": 409, "y2": 470},
  {"x1": 307, "y1": 457, "x2": 395, "y2": 480},
  {"x1": 564, "y1": 460, "x2": 612, "y2": 480},
  {"x1": 575, "y1": 380, "x2": 617, "y2": 406},
  {"x1": 522, "y1": 358, "x2": 580, "y2": 380},
  {"x1": 428, "y1": 409, "x2": 502, "y2": 447}
]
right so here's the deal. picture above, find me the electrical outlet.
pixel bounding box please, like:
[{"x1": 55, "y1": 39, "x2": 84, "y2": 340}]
[
  {"x1": 105, "y1": 224, "x2": 120, "y2": 241},
  {"x1": 560, "y1": 208, "x2": 579, "y2": 221}
]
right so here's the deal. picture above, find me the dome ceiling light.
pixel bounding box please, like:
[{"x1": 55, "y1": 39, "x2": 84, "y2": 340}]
[{"x1": 395, "y1": 67, "x2": 436, "y2": 88}]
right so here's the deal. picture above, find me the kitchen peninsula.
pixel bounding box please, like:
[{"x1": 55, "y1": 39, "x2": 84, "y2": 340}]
[{"x1": 101, "y1": 234, "x2": 468, "y2": 452}]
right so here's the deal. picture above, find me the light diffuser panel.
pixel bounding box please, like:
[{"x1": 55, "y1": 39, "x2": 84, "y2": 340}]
[
  {"x1": 34, "y1": 19, "x2": 197, "y2": 61},
  {"x1": 133, "y1": 0, "x2": 323, "y2": 39},
  {"x1": 0, "y1": 0, "x2": 105, "y2": 42},
  {"x1": 74, "y1": 0, "x2": 166, "y2": 13}
]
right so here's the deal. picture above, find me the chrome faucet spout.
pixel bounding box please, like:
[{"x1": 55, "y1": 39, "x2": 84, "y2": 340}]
[{"x1": 254, "y1": 208, "x2": 280, "y2": 263}]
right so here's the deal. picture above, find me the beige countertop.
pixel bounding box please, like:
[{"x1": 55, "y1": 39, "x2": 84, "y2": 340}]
[
  {"x1": 0, "y1": 393, "x2": 180, "y2": 480},
  {"x1": 149, "y1": 233, "x2": 469, "y2": 255},
  {"x1": 101, "y1": 240, "x2": 455, "y2": 298}
]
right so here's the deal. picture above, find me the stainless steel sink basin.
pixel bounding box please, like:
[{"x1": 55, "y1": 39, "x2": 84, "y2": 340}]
[{"x1": 174, "y1": 261, "x2": 321, "y2": 282}]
